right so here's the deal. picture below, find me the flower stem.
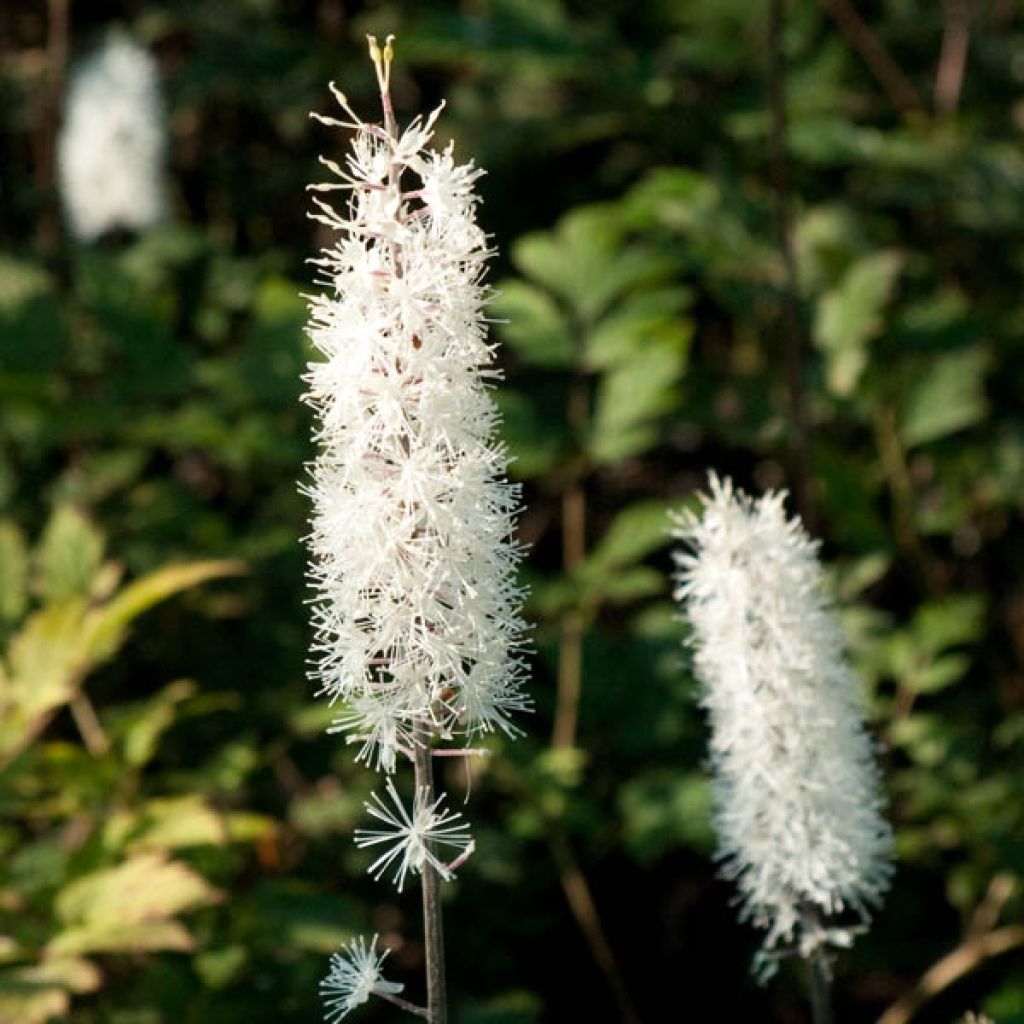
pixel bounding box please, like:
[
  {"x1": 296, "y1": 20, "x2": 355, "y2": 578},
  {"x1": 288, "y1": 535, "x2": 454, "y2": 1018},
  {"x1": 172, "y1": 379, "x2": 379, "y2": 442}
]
[
  {"x1": 807, "y1": 949, "x2": 834, "y2": 1024},
  {"x1": 414, "y1": 725, "x2": 447, "y2": 1024}
]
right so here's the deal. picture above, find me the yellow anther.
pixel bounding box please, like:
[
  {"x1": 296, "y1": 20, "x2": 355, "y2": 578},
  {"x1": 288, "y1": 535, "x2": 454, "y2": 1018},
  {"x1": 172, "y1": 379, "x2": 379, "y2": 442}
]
[{"x1": 367, "y1": 33, "x2": 394, "y2": 96}]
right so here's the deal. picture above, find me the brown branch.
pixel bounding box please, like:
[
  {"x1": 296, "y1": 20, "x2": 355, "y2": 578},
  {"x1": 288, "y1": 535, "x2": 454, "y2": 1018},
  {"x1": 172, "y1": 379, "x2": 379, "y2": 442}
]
[
  {"x1": 69, "y1": 693, "x2": 110, "y2": 756},
  {"x1": 934, "y1": 0, "x2": 972, "y2": 117},
  {"x1": 33, "y1": 0, "x2": 70, "y2": 252},
  {"x1": 549, "y1": 830, "x2": 641, "y2": 1024},
  {"x1": 820, "y1": 0, "x2": 926, "y2": 114},
  {"x1": 876, "y1": 925, "x2": 1024, "y2": 1024}
]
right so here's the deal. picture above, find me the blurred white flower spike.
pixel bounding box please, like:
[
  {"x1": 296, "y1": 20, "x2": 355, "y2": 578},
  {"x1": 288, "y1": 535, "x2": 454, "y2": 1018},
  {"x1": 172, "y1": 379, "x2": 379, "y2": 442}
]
[
  {"x1": 304, "y1": 34, "x2": 529, "y2": 1022},
  {"x1": 672, "y1": 475, "x2": 893, "y2": 979},
  {"x1": 58, "y1": 31, "x2": 167, "y2": 243}
]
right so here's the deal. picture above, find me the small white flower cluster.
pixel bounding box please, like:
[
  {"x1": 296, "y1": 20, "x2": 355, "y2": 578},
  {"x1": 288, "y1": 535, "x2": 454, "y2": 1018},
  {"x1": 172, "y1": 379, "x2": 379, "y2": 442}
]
[
  {"x1": 320, "y1": 935, "x2": 404, "y2": 1024},
  {"x1": 58, "y1": 31, "x2": 167, "y2": 243},
  {"x1": 354, "y1": 779, "x2": 473, "y2": 892},
  {"x1": 672, "y1": 475, "x2": 892, "y2": 976},
  {"x1": 303, "y1": 87, "x2": 529, "y2": 776}
]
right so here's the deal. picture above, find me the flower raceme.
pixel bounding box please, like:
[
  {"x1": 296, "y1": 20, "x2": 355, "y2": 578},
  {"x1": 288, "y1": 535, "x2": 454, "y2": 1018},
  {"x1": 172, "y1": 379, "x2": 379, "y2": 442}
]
[
  {"x1": 672, "y1": 475, "x2": 893, "y2": 976},
  {"x1": 302, "y1": 84, "x2": 530, "y2": 776},
  {"x1": 304, "y1": 39, "x2": 529, "y2": 1021}
]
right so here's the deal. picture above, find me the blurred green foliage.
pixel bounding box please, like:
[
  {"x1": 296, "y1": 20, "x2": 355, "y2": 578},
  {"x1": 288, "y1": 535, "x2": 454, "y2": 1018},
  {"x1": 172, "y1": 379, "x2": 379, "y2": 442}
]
[{"x1": 1, "y1": 1, "x2": 1023, "y2": 1022}]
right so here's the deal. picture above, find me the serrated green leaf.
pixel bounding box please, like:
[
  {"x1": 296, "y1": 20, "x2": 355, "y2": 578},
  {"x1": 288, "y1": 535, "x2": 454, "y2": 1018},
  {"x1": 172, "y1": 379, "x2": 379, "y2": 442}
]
[
  {"x1": 584, "y1": 287, "x2": 692, "y2": 370},
  {"x1": 492, "y1": 280, "x2": 574, "y2": 368},
  {"x1": 588, "y1": 501, "x2": 673, "y2": 570},
  {"x1": 82, "y1": 559, "x2": 245, "y2": 664},
  {"x1": 814, "y1": 250, "x2": 902, "y2": 396},
  {"x1": 901, "y1": 347, "x2": 989, "y2": 446},
  {"x1": 494, "y1": 390, "x2": 565, "y2": 478},
  {"x1": 113, "y1": 679, "x2": 198, "y2": 768},
  {"x1": 54, "y1": 852, "x2": 221, "y2": 931},
  {"x1": 513, "y1": 206, "x2": 681, "y2": 323},
  {"x1": 35, "y1": 506, "x2": 105, "y2": 602},
  {"x1": 911, "y1": 653, "x2": 970, "y2": 694},
  {"x1": 588, "y1": 341, "x2": 683, "y2": 463},
  {"x1": 122, "y1": 795, "x2": 274, "y2": 851}
]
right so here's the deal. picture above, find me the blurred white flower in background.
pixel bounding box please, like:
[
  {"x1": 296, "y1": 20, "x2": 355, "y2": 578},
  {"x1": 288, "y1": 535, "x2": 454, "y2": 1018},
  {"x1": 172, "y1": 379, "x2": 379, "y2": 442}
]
[
  {"x1": 673, "y1": 474, "x2": 893, "y2": 977},
  {"x1": 58, "y1": 31, "x2": 167, "y2": 242}
]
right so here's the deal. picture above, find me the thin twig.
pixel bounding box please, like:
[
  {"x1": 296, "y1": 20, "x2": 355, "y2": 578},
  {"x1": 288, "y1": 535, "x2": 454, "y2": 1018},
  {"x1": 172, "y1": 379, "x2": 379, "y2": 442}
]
[
  {"x1": 768, "y1": 0, "x2": 816, "y2": 529},
  {"x1": 69, "y1": 693, "x2": 110, "y2": 756},
  {"x1": 378, "y1": 989, "x2": 431, "y2": 1018},
  {"x1": 549, "y1": 830, "x2": 641, "y2": 1024},
  {"x1": 876, "y1": 925, "x2": 1024, "y2": 1024},
  {"x1": 819, "y1": 0, "x2": 926, "y2": 114},
  {"x1": 934, "y1": 0, "x2": 971, "y2": 117}
]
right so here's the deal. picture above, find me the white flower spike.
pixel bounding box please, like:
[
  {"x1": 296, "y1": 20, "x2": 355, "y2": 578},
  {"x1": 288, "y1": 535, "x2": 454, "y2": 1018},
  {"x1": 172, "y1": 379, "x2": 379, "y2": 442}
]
[
  {"x1": 303, "y1": 53, "x2": 530, "y2": 767},
  {"x1": 58, "y1": 31, "x2": 167, "y2": 242},
  {"x1": 672, "y1": 474, "x2": 893, "y2": 977},
  {"x1": 320, "y1": 934, "x2": 404, "y2": 1022},
  {"x1": 354, "y1": 778, "x2": 473, "y2": 893}
]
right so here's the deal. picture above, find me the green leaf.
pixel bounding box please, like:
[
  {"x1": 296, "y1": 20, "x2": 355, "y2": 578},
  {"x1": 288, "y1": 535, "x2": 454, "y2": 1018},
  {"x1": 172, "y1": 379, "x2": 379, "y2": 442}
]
[
  {"x1": 901, "y1": 347, "x2": 989, "y2": 447},
  {"x1": 112, "y1": 679, "x2": 198, "y2": 768},
  {"x1": 513, "y1": 206, "x2": 680, "y2": 323},
  {"x1": 34, "y1": 506, "x2": 105, "y2": 602},
  {"x1": 584, "y1": 287, "x2": 693, "y2": 370},
  {"x1": 121, "y1": 795, "x2": 276, "y2": 851},
  {"x1": 82, "y1": 559, "x2": 246, "y2": 664},
  {"x1": 588, "y1": 340, "x2": 683, "y2": 463},
  {"x1": 49, "y1": 920, "x2": 197, "y2": 956},
  {"x1": 494, "y1": 390, "x2": 565, "y2": 478},
  {"x1": 911, "y1": 595, "x2": 985, "y2": 652},
  {"x1": 588, "y1": 501, "x2": 673, "y2": 570},
  {"x1": 0, "y1": 521, "x2": 28, "y2": 625},
  {"x1": 492, "y1": 281, "x2": 574, "y2": 368},
  {"x1": 50, "y1": 852, "x2": 221, "y2": 954},
  {"x1": 814, "y1": 250, "x2": 902, "y2": 396}
]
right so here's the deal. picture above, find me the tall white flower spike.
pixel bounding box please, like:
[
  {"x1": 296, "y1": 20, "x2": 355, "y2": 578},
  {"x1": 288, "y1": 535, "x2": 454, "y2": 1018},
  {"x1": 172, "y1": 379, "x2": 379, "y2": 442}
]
[
  {"x1": 58, "y1": 31, "x2": 167, "y2": 242},
  {"x1": 320, "y1": 935, "x2": 404, "y2": 1023},
  {"x1": 672, "y1": 474, "x2": 892, "y2": 978},
  {"x1": 302, "y1": 55, "x2": 529, "y2": 771},
  {"x1": 306, "y1": 35, "x2": 529, "y2": 1022}
]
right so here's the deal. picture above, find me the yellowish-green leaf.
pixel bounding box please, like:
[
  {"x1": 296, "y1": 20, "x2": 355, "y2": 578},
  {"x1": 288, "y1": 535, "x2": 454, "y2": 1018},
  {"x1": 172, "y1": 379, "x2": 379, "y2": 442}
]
[
  {"x1": 54, "y1": 852, "x2": 221, "y2": 931},
  {"x1": 0, "y1": 521, "x2": 28, "y2": 624},
  {"x1": 35, "y1": 506, "x2": 106, "y2": 602},
  {"x1": 82, "y1": 559, "x2": 246, "y2": 664},
  {"x1": 48, "y1": 919, "x2": 196, "y2": 956}
]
